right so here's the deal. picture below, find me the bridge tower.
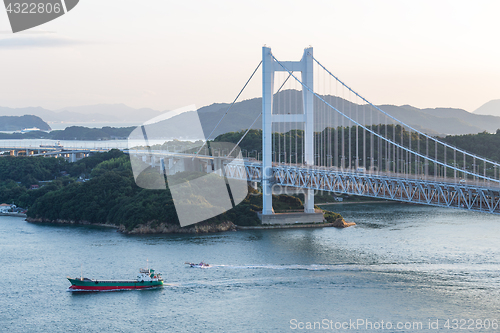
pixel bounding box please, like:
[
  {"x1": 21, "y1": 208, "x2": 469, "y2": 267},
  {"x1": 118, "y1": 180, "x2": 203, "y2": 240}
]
[{"x1": 262, "y1": 46, "x2": 315, "y2": 215}]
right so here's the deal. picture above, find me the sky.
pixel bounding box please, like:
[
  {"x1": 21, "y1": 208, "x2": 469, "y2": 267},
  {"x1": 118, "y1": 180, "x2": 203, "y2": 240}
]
[{"x1": 0, "y1": 0, "x2": 499, "y2": 112}]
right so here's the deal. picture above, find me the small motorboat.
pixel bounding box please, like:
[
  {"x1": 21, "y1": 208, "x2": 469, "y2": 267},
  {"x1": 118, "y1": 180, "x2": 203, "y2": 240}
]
[{"x1": 184, "y1": 261, "x2": 210, "y2": 268}]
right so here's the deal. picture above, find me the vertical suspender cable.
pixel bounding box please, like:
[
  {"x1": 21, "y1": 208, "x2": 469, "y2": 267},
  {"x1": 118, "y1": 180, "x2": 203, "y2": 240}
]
[
  {"x1": 348, "y1": 90, "x2": 352, "y2": 169},
  {"x1": 341, "y1": 85, "x2": 345, "y2": 169},
  {"x1": 454, "y1": 149, "x2": 457, "y2": 182},
  {"x1": 363, "y1": 99, "x2": 366, "y2": 171},
  {"x1": 443, "y1": 146, "x2": 448, "y2": 179},
  {"x1": 355, "y1": 95, "x2": 359, "y2": 169},
  {"x1": 194, "y1": 61, "x2": 262, "y2": 157},
  {"x1": 435, "y1": 140, "x2": 438, "y2": 179},
  {"x1": 334, "y1": 79, "x2": 338, "y2": 169}
]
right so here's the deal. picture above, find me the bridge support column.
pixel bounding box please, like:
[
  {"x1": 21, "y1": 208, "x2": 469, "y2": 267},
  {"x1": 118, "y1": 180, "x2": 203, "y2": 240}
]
[
  {"x1": 262, "y1": 46, "x2": 315, "y2": 215},
  {"x1": 168, "y1": 158, "x2": 174, "y2": 175},
  {"x1": 262, "y1": 46, "x2": 275, "y2": 215},
  {"x1": 214, "y1": 157, "x2": 223, "y2": 177},
  {"x1": 160, "y1": 158, "x2": 165, "y2": 173},
  {"x1": 201, "y1": 159, "x2": 211, "y2": 173},
  {"x1": 302, "y1": 47, "x2": 315, "y2": 213}
]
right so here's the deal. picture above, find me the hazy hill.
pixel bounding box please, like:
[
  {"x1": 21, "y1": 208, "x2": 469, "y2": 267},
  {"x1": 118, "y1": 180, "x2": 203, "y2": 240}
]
[
  {"x1": 0, "y1": 115, "x2": 51, "y2": 131},
  {"x1": 145, "y1": 90, "x2": 500, "y2": 139},
  {"x1": 55, "y1": 104, "x2": 162, "y2": 123},
  {"x1": 50, "y1": 126, "x2": 136, "y2": 140},
  {"x1": 381, "y1": 105, "x2": 487, "y2": 135},
  {"x1": 474, "y1": 99, "x2": 500, "y2": 117},
  {"x1": 2, "y1": 94, "x2": 500, "y2": 138},
  {"x1": 0, "y1": 106, "x2": 56, "y2": 121},
  {"x1": 0, "y1": 104, "x2": 163, "y2": 125}
]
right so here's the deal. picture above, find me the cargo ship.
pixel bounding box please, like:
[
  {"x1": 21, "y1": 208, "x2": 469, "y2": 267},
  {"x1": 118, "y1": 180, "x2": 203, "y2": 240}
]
[
  {"x1": 39, "y1": 141, "x2": 63, "y2": 148},
  {"x1": 67, "y1": 267, "x2": 163, "y2": 291}
]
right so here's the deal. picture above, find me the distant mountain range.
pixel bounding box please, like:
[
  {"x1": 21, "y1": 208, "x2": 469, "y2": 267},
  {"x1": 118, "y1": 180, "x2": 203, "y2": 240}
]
[
  {"x1": 0, "y1": 103, "x2": 162, "y2": 125},
  {"x1": 473, "y1": 99, "x2": 500, "y2": 117},
  {"x1": 168, "y1": 91, "x2": 500, "y2": 138},
  {"x1": 1, "y1": 93, "x2": 500, "y2": 138}
]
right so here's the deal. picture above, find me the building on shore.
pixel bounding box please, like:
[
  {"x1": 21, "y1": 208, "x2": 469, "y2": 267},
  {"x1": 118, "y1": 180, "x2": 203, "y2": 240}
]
[{"x1": 0, "y1": 204, "x2": 12, "y2": 213}]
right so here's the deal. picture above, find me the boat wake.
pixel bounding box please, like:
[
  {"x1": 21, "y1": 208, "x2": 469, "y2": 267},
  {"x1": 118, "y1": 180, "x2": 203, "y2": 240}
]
[
  {"x1": 169, "y1": 263, "x2": 499, "y2": 291},
  {"x1": 210, "y1": 263, "x2": 358, "y2": 271},
  {"x1": 201, "y1": 262, "x2": 500, "y2": 279}
]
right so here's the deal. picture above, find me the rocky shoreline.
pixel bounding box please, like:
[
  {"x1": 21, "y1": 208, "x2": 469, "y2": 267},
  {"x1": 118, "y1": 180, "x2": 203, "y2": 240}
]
[
  {"x1": 237, "y1": 218, "x2": 355, "y2": 230},
  {"x1": 0, "y1": 212, "x2": 27, "y2": 218},
  {"x1": 26, "y1": 216, "x2": 354, "y2": 233},
  {"x1": 118, "y1": 221, "x2": 237, "y2": 234},
  {"x1": 25, "y1": 217, "x2": 237, "y2": 234},
  {"x1": 332, "y1": 218, "x2": 356, "y2": 228},
  {"x1": 26, "y1": 217, "x2": 119, "y2": 228}
]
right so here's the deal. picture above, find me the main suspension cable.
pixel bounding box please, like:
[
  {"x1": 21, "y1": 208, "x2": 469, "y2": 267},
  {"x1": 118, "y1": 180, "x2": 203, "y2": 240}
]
[
  {"x1": 310, "y1": 54, "x2": 500, "y2": 168},
  {"x1": 195, "y1": 60, "x2": 262, "y2": 157},
  {"x1": 226, "y1": 72, "x2": 293, "y2": 158},
  {"x1": 271, "y1": 53, "x2": 498, "y2": 182}
]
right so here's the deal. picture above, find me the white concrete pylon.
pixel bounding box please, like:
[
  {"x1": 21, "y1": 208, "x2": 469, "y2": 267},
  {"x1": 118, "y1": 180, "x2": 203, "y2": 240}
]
[{"x1": 261, "y1": 46, "x2": 315, "y2": 215}]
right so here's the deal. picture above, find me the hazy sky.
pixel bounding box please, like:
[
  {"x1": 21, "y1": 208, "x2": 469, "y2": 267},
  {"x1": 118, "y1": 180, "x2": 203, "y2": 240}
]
[{"x1": 0, "y1": 0, "x2": 498, "y2": 112}]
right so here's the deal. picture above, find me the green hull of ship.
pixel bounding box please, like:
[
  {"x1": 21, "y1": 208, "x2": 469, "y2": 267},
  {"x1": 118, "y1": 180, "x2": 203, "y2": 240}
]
[{"x1": 68, "y1": 278, "x2": 163, "y2": 291}]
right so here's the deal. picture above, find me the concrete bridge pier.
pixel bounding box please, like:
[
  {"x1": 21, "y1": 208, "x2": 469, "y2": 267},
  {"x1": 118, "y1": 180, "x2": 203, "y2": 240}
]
[
  {"x1": 163, "y1": 157, "x2": 185, "y2": 176},
  {"x1": 160, "y1": 158, "x2": 165, "y2": 174},
  {"x1": 260, "y1": 46, "x2": 323, "y2": 225},
  {"x1": 168, "y1": 158, "x2": 174, "y2": 174},
  {"x1": 214, "y1": 157, "x2": 223, "y2": 177},
  {"x1": 200, "y1": 159, "x2": 212, "y2": 173}
]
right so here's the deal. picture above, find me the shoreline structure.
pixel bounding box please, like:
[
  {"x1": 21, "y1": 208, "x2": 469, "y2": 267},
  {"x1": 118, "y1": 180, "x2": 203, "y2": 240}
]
[
  {"x1": 0, "y1": 212, "x2": 27, "y2": 217},
  {"x1": 25, "y1": 211, "x2": 355, "y2": 234}
]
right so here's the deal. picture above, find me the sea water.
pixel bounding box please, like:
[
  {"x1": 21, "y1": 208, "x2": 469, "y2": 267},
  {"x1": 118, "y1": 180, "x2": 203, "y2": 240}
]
[{"x1": 0, "y1": 203, "x2": 499, "y2": 332}]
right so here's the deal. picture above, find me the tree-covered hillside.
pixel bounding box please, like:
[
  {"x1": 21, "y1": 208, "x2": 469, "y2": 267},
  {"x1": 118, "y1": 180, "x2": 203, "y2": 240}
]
[
  {"x1": 0, "y1": 115, "x2": 51, "y2": 131},
  {"x1": 1, "y1": 150, "x2": 315, "y2": 231},
  {"x1": 215, "y1": 126, "x2": 500, "y2": 176},
  {"x1": 441, "y1": 130, "x2": 500, "y2": 163},
  {"x1": 0, "y1": 126, "x2": 135, "y2": 140}
]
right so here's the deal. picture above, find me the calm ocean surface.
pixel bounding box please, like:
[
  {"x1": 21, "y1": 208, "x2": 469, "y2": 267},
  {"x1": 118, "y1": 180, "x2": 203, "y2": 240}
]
[{"x1": 1, "y1": 203, "x2": 499, "y2": 332}]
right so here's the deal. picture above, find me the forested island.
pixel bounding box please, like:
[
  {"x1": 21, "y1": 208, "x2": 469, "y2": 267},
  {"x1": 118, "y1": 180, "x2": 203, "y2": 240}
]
[
  {"x1": 0, "y1": 115, "x2": 51, "y2": 131},
  {"x1": 0, "y1": 126, "x2": 135, "y2": 140},
  {"x1": 215, "y1": 126, "x2": 500, "y2": 177},
  {"x1": 2, "y1": 127, "x2": 500, "y2": 233},
  {"x1": 0, "y1": 150, "x2": 343, "y2": 233}
]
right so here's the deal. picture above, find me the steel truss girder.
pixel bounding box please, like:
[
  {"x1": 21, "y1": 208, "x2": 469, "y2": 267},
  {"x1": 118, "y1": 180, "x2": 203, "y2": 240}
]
[{"x1": 224, "y1": 162, "x2": 500, "y2": 215}]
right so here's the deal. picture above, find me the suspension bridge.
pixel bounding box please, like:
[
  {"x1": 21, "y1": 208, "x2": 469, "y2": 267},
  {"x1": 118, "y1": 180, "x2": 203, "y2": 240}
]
[
  {"x1": 126, "y1": 46, "x2": 500, "y2": 225},
  {"x1": 189, "y1": 46, "x2": 500, "y2": 221},
  {"x1": 5, "y1": 46, "x2": 498, "y2": 225}
]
